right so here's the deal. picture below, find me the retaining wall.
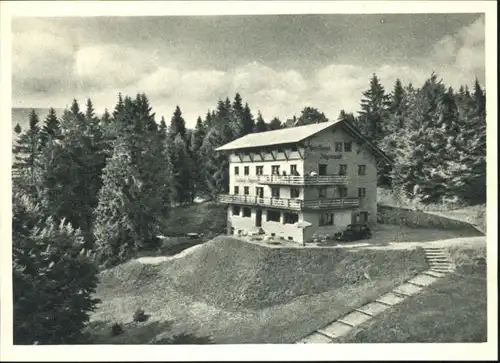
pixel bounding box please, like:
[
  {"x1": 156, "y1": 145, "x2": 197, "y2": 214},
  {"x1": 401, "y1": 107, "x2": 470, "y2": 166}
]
[{"x1": 377, "y1": 204, "x2": 485, "y2": 235}]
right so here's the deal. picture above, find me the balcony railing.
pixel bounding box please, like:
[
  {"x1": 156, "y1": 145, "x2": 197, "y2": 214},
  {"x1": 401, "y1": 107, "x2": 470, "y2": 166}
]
[
  {"x1": 235, "y1": 174, "x2": 348, "y2": 185},
  {"x1": 218, "y1": 194, "x2": 359, "y2": 210}
]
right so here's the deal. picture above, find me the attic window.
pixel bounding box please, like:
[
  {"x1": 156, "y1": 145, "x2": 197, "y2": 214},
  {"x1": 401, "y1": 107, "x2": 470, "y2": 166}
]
[
  {"x1": 344, "y1": 141, "x2": 352, "y2": 152},
  {"x1": 290, "y1": 145, "x2": 298, "y2": 152}
]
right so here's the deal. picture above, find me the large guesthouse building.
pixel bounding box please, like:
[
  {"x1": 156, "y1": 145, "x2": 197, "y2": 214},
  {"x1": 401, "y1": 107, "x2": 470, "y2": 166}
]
[{"x1": 216, "y1": 119, "x2": 392, "y2": 244}]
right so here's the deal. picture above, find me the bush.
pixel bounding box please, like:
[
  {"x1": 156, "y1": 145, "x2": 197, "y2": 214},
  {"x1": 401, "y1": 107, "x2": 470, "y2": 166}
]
[
  {"x1": 111, "y1": 323, "x2": 124, "y2": 336},
  {"x1": 133, "y1": 308, "x2": 148, "y2": 322},
  {"x1": 13, "y1": 192, "x2": 100, "y2": 344}
]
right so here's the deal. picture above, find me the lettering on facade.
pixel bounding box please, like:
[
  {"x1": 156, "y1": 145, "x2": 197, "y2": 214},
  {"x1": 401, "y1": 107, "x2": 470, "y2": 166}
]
[
  {"x1": 319, "y1": 153, "x2": 342, "y2": 160},
  {"x1": 307, "y1": 145, "x2": 331, "y2": 151}
]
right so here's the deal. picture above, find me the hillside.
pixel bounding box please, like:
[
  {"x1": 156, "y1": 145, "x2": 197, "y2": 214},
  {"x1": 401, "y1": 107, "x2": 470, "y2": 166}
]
[{"x1": 91, "y1": 237, "x2": 428, "y2": 343}]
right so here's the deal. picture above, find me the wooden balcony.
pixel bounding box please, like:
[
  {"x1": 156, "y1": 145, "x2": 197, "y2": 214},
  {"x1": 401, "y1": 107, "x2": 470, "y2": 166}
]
[
  {"x1": 218, "y1": 194, "x2": 359, "y2": 210},
  {"x1": 235, "y1": 174, "x2": 348, "y2": 185}
]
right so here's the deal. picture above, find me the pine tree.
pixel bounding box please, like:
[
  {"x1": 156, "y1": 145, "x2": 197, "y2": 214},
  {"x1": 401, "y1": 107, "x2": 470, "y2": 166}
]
[
  {"x1": 14, "y1": 123, "x2": 22, "y2": 134},
  {"x1": 13, "y1": 191, "x2": 99, "y2": 344},
  {"x1": 254, "y1": 111, "x2": 267, "y2": 132}
]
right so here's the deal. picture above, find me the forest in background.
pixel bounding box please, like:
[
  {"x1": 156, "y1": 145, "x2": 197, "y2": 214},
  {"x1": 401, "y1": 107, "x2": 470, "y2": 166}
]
[{"x1": 11, "y1": 72, "x2": 486, "y2": 344}]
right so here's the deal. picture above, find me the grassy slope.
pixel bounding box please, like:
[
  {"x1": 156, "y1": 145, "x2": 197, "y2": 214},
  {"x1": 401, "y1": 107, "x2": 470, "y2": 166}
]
[
  {"x1": 338, "y1": 244, "x2": 487, "y2": 343},
  {"x1": 88, "y1": 237, "x2": 428, "y2": 344},
  {"x1": 377, "y1": 187, "x2": 486, "y2": 233},
  {"x1": 160, "y1": 202, "x2": 227, "y2": 237}
]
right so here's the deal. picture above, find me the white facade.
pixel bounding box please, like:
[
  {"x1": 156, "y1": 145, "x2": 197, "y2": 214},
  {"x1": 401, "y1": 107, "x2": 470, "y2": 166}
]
[{"x1": 218, "y1": 123, "x2": 382, "y2": 244}]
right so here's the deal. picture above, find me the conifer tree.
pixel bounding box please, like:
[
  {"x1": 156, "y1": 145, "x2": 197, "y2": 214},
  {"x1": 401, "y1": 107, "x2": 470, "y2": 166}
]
[
  {"x1": 40, "y1": 108, "x2": 60, "y2": 148},
  {"x1": 169, "y1": 105, "x2": 187, "y2": 140},
  {"x1": 358, "y1": 73, "x2": 390, "y2": 143},
  {"x1": 241, "y1": 103, "x2": 255, "y2": 136},
  {"x1": 254, "y1": 111, "x2": 267, "y2": 132},
  {"x1": 14, "y1": 123, "x2": 22, "y2": 135},
  {"x1": 232, "y1": 93, "x2": 245, "y2": 137},
  {"x1": 40, "y1": 99, "x2": 106, "y2": 248},
  {"x1": 268, "y1": 117, "x2": 282, "y2": 130},
  {"x1": 296, "y1": 106, "x2": 328, "y2": 126},
  {"x1": 12, "y1": 109, "x2": 42, "y2": 195},
  {"x1": 13, "y1": 191, "x2": 99, "y2": 344}
]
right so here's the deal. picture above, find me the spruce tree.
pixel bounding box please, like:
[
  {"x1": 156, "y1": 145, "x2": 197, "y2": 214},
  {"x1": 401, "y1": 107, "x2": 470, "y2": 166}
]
[
  {"x1": 40, "y1": 99, "x2": 106, "y2": 248},
  {"x1": 93, "y1": 94, "x2": 171, "y2": 266},
  {"x1": 13, "y1": 191, "x2": 99, "y2": 344},
  {"x1": 358, "y1": 73, "x2": 390, "y2": 143},
  {"x1": 170, "y1": 134, "x2": 193, "y2": 205},
  {"x1": 254, "y1": 111, "x2": 268, "y2": 132},
  {"x1": 232, "y1": 93, "x2": 245, "y2": 137},
  {"x1": 12, "y1": 109, "x2": 42, "y2": 195},
  {"x1": 169, "y1": 105, "x2": 187, "y2": 140},
  {"x1": 190, "y1": 116, "x2": 207, "y2": 197},
  {"x1": 40, "y1": 108, "x2": 60, "y2": 148},
  {"x1": 268, "y1": 117, "x2": 283, "y2": 130},
  {"x1": 296, "y1": 106, "x2": 328, "y2": 126},
  {"x1": 241, "y1": 103, "x2": 255, "y2": 135}
]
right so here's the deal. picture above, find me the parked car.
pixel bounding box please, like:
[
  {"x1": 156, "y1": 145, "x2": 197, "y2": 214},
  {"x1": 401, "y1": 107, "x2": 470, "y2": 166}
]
[{"x1": 334, "y1": 224, "x2": 372, "y2": 242}]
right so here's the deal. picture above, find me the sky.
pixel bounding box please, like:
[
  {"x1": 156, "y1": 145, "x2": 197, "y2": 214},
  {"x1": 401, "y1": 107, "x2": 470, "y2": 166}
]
[{"x1": 12, "y1": 13, "x2": 485, "y2": 127}]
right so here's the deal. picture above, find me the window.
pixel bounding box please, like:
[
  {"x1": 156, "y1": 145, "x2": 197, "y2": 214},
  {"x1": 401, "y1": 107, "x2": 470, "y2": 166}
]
[
  {"x1": 256, "y1": 187, "x2": 264, "y2": 198},
  {"x1": 283, "y1": 212, "x2": 299, "y2": 224},
  {"x1": 290, "y1": 164, "x2": 298, "y2": 176},
  {"x1": 339, "y1": 164, "x2": 348, "y2": 176},
  {"x1": 234, "y1": 166, "x2": 239, "y2": 175},
  {"x1": 234, "y1": 186, "x2": 239, "y2": 195},
  {"x1": 244, "y1": 166, "x2": 250, "y2": 175},
  {"x1": 335, "y1": 142, "x2": 343, "y2": 152},
  {"x1": 358, "y1": 188, "x2": 366, "y2": 198},
  {"x1": 271, "y1": 165, "x2": 280, "y2": 175},
  {"x1": 267, "y1": 210, "x2": 281, "y2": 222},
  {"x1": 244, "y1": 186, "x2": 250, "y2": 195},
  {"x1": 290, "y1": 145, "x2": 298, "y2": 152},
  {"x1": 344, "y1": 141, "x2": 352, "y2": 152},
  {"x1": 319, "y1": 212, "x2": 334, "y2": 226},
  {"x1": 290, "y1": 187, "x2": 300, "y2": 198},
  {"x1": 360, "y1": 211, "x2": 369, "y2": 223},
  {"x1": 232, "y1": 206, "x2": 241, "y2": 216},
  {"x1": 319, "y1": 186, "x2": 328, "y2": 198},
  {"x1": 358, "y1": 165, "x2": 366, "y2": 176},
  {"x1": 271, "y1": 187, "x2": 280, "y2": 198},
  {"x1": 242, "y1": 207, "x2": 252, "y2": 217},
  {"x1": 318, "y1": 164, "x2": 327, "y2": 176},
  {"x1": 277, "y1": 147, "x2": 284, "y2": 153},
  {"x1": 338, "y1": 186, "x2": 348, "y2": 198},
  {"x1": 256, "y1": 165, "x2": 264, "y2": 175}
]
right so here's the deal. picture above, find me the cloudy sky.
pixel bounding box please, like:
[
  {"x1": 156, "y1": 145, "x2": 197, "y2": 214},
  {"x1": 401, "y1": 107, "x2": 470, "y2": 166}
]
[{"x1": 12, "y1": 13, "x2": 485, "y2": 127}]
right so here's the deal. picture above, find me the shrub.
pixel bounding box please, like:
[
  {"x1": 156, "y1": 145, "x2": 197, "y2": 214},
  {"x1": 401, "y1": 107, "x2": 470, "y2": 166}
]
[
  {"x1": 111, "y1": 323, "x2": 124, "y2": 336},
  {"x1": 12, "y1": 192, "x2": 100, "y2": 344},
  {"x1": 133, "y1": 308, "x2": 148, "y2": 322}
]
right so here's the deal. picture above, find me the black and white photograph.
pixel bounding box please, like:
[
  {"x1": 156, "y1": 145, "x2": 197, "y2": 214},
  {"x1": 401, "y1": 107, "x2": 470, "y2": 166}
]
[{"x1": 1, "y1": 1, "x2": 497, "y2": 361}]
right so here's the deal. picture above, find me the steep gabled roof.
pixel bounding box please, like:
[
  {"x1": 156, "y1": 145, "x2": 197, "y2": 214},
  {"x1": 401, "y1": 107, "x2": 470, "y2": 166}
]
[
  {"x1": 215, "y1": 119, "x2": 392, "y2": 164},
  {"x1": 215, "y1": 120, "x2": 340, "y2": 151}
]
